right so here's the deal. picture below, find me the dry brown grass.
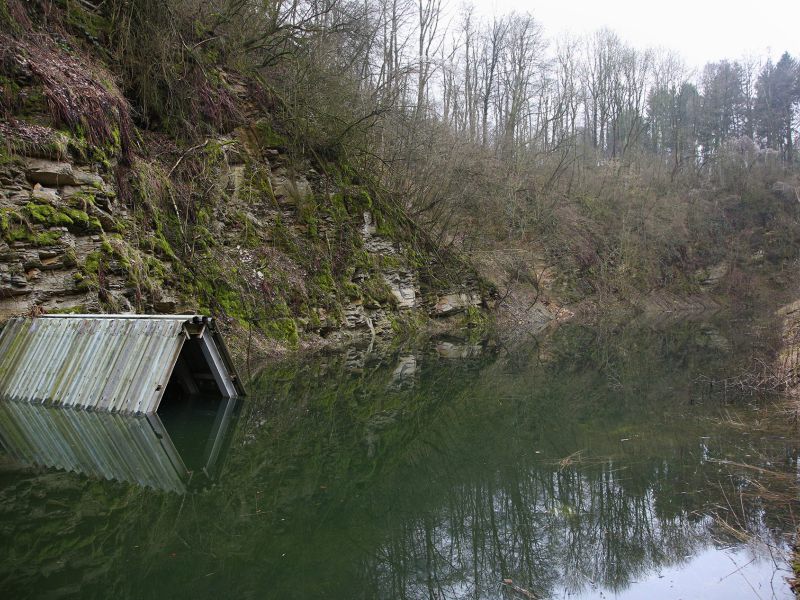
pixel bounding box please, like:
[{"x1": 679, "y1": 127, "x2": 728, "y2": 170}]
[{"x1": 0, "y1": 30, "x2": 133, "y2": 163}]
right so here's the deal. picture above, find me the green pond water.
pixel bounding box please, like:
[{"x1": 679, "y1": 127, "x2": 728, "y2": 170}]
[{"x1": 0, "y1": 317, "x2": 798, "y2": 599}]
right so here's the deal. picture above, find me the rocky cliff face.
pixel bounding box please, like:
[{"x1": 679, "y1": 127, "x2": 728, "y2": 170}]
[
  {"x1": 0, "y1": 128, "x2": 490, "y2": 355},
  {"x1": 1, "y1": 157, "x2": 118, "y2": 316}
]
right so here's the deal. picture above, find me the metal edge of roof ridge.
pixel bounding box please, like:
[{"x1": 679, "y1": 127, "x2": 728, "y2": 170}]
[{"x1": 206, "y1": 322, "x2": 246, "y2": 397}]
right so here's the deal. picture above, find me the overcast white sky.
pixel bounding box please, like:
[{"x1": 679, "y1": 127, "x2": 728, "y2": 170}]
[{"x1": 470, "y1": 0, "x2": 800, "y2": 70}]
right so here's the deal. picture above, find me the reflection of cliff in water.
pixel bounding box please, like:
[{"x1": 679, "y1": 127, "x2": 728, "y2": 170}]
[
  {"x1": 0, "y1": 319, "x2": 795, "y2": 599},
  {"x1": 227, "y1": 321, "x2": 795, "y2": 599}
]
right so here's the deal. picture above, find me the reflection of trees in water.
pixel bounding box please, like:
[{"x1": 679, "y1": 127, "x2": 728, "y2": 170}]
[
  {"x1": 362, "y1": 455, "x2": 789, "y2": 600},
  {"x1": 285, "y1": 322, "x2": 792, "y2": 599},
  {"x1": 0, "y1": 320, "x2": 795, "y2": 599}
]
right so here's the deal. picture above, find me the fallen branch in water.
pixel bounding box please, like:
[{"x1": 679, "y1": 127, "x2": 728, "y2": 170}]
[
  {"x1": 693, "y1": 359, "x2": 794, "y2": 397},
  {"x1": 501, "y1": 579, "x2": 538, "y2": 599}
]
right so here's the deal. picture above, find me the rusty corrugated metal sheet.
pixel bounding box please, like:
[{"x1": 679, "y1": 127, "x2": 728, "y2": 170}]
[
  {"x1": 0, "y1": 401, "x2": 187, "y2": 493},
  {"x1": 0, "y1": 316, "x2": 190, "y2": 413}
]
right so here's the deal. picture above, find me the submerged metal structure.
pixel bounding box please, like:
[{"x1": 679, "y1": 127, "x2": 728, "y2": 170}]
[{"x1": 0, "y1": 314, "x2": 244, "y2": 414}]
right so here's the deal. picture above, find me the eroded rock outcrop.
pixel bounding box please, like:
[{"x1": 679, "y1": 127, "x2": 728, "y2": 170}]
[
  {"x1": 0, "y1": 131, "x2": 490, "y2": 351},
  {"x1": 0, "y1": 157, "x2": 122, "y2": 317}
]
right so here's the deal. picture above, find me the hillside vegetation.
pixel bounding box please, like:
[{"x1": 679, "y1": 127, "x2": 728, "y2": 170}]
[
  {"x1": 1, "y1": 0, "x2": 799, "y2": 354},
  {"x1": 0, "y1": 0, "x2": 492, "y2": 357}
]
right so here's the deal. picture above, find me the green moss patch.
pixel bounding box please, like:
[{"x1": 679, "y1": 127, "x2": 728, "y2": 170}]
[
  {"x1": 265, "y1": 317, "x2": 299, "y2": 347},
  {"x1": 47, "y1": 304, "x2": 87, "y2": 315},
  {"x1": 1, "y1": 207, "x2": 65, "y2": 246},
  {"x1": 25, "y1": 203, "x2": 73, "y2": 227},
  {"x1": 23, "y1": 202, "x2": 102, "y2": 233},
  {"x1": 253, "y1": 119, "x2": 288, "y2": 150}
]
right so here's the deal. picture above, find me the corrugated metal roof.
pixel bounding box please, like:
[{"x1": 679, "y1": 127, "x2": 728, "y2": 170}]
[
  {"x1": 0, "y1": 401, "x2": 188, "y2": 493},
  {"x1": 0, "y1": 315, "x2": 243, "y2": 414}
]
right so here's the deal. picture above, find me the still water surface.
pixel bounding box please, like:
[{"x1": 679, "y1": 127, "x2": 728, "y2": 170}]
[{"x1": 0, "y1": 318, "x2": 797, "y2": 599}]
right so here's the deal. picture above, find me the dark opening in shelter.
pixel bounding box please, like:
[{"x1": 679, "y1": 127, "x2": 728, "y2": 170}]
[{"x1": 162, "y1": 337, "x2": 235, "y2": 404}]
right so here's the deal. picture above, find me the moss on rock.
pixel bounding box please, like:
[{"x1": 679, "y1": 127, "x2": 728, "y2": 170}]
[{"x1": 265, "y1": 317, "x2": 299, "y2": 347}]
